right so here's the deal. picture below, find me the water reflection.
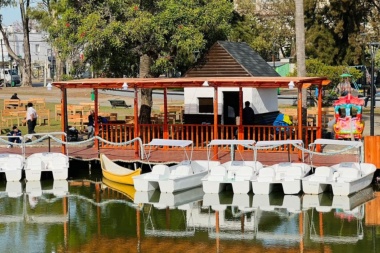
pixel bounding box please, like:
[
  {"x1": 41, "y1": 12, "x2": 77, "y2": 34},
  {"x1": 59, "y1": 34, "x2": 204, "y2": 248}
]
[{"x1": 0, "y1": 174, "x2": 379, "y2": 252}]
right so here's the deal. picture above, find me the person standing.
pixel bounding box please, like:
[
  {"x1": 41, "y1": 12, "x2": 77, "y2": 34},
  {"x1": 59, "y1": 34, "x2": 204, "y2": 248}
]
[
  {"x1": 242, "y1": 101, "x2": 255, "y2": 125},
  {"x1": 7, "y1": 125, "x2": 22, "y2": 148},
  {"x1": 26, "y1": 102, "x2": 38, "y2": 141},
  {"x1": 87, "y1": 110, "x2": 95, "y2": 140},
  {"x1": 365, "y1": 86, "x2": 377, "y2": 108},
  {"x1": 242, "y1": 101, "x2": 255, "y2": 139},
  {"x1": 227, "y1": 105, "x2": 235, "y2": 125}
]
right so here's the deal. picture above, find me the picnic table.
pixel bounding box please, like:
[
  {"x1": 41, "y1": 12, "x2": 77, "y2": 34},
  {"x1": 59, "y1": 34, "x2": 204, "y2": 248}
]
[{"x1": 108, "y1": 100, "x2": 131, "y2": 108}]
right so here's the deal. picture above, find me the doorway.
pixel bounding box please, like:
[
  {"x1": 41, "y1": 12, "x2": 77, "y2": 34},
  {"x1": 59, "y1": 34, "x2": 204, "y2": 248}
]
[{"x1": 223, "y1": 91, "x2": 239, "y2": 125}]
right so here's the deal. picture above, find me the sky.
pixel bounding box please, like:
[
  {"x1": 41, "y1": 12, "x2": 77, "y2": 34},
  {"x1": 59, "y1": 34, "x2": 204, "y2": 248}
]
[{"x1": 1, "y1": 7, "x2": 21, "y2": 26}]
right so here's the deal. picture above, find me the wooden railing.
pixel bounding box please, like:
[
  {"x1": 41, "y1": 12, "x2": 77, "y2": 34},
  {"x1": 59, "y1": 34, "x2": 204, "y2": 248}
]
[{"x1": 99, "y1": 123, "x2": 319, "y2": 152}]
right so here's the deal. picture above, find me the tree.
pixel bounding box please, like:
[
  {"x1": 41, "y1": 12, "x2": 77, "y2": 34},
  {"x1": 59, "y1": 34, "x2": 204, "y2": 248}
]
[
  {"x1": 0, "y1": 0, "x2": 32, "y2": 86},
  {"x1": 32, "y1": 0, "x2": 233, "y2": 123}
]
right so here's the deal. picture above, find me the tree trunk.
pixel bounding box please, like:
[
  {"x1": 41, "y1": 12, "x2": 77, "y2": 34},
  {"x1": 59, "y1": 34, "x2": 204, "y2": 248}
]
[
  {"x1": 139, "y1": 54, "x2": 153, "y2": 124},
  {"x1": 295, "y1": 0, "x2": 307, "y2": 125},
  {"x1": 20, "y1": 0, "x2": 32, "y2": 87}
]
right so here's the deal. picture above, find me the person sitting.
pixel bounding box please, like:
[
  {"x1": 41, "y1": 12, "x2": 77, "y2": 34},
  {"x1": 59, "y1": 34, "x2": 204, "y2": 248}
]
[
  {"x1": 339, "y1": 78, "x2": 352, "y2": 96},
  {"x1": 9, "y1": 93, "x2": 20, "y2": 107},
  {"x1": 7, "y1": 126, "x2": 22, "y2": 148},
  {"x1": 10, "y1": 93, "x2": 19, "y2": 100}
]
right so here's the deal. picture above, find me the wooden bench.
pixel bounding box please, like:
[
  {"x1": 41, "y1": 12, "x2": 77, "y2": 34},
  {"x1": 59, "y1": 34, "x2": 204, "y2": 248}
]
[
  {"x1": 4, "y1": 99, "x2": 21, "y2": 109},
  {"x1": 108, "y1": 100, "x2": 131, "y2": 108},
  {"x1": 68, "y1": 114, "x2": 84, "y2": 130}
]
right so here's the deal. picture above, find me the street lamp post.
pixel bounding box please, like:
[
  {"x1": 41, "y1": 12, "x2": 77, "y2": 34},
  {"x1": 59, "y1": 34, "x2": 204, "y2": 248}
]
[
  {"x1": 0, "y1": 14, "x2": 4, "y2": 70},
  {"x1": 369, "y1": 42, "x2": 380, "y2": 136}
]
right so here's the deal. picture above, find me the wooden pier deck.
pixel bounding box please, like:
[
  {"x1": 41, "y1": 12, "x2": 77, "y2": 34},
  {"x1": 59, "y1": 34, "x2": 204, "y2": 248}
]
[{"x1": 0, "y1": 144, "x2": 358, "y2": 167}]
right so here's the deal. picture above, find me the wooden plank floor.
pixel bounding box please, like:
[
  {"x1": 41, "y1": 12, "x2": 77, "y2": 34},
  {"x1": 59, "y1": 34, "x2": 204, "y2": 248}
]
[{"x1": 0, "y1": 144, "x2": 359, "y2": 167}]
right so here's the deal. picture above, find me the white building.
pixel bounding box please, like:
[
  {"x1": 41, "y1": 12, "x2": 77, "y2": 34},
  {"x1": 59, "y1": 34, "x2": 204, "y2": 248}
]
[
  {"x1": 0, "y1": 25, "x2": 51, "y2": 78},
  {"x1": 184, "y1": 41, "x2": 280, "y2": 125}
]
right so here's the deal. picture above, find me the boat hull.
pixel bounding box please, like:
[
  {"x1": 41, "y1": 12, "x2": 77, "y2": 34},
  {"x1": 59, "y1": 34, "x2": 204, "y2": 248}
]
[
  {"x1": 302, "y1": 163, "x2": 376, "y2": 196},
  {"x1": 331, "y1": 172, "x2": 375, "y2": 196},
  {"x1": 24, "y1": 152, "x2": 69, "y2": 181},
  {"x1": 302, "y1": 179, "x2": 331, "y2": 195},
  {"x1": 0, "y1": 154, "x2": 24, "y2": 182},
  {"x1": 202, "y1": 177, "x2": 231, "y2": 194},
  {"x1": 158, "y1": 171, "x2": 208, "y2": 193},
  {"x1": 102, "y1": 169, "x2": 141, "y2": 185},
  {"x1": 100, "y1": 154, "x2": 141, "y2": 185}
]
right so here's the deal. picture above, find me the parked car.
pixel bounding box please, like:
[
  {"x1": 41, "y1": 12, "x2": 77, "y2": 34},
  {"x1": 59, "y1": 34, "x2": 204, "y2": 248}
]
[{"x1": 0, "y1": 69, "x2": 21, "y2": 87}]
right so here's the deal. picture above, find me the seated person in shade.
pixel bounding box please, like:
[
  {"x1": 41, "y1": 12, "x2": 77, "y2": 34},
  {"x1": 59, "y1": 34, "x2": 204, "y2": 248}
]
[
  {"x1": 7, "y1": 126, "x2": 22, "y2": 148},
  {"x1": 11, "y1": 93, "x2": 19, "y2": 99},
  {"x1": 10, "y1": 93, "x2": 20, "y2": 107}
]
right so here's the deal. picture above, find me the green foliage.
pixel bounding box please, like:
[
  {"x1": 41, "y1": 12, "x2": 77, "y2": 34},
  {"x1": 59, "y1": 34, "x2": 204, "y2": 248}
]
[{"x1": 31, "y1": 0, "x2": 233, "y2": 78}]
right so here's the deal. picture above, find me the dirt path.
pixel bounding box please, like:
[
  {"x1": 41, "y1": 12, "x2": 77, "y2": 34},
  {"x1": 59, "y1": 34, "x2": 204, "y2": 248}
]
[
  {"x1": 0, "y1": 86, "x2": 124, "y2": 106},
  {"x1": 0, "y1": 86, "x2": 184, "y2": 109}
]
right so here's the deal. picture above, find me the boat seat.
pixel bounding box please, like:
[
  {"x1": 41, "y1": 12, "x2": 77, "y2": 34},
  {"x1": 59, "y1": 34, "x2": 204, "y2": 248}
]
[
  {"x1": 257, "y1": 167, "x2": 275, "y2": 182},
  {"x1": 53, "y1": 155, "x2": 68, "y2": 170},
  {"x1": 27, "y1": 157, "x2": 44, "y2": 170},
  {"x1": 191, "y1": 160, "x2": 220, "y2": 174},
  {"x1": 169, "y1": 165, "x2": 193, "y2": 179},
  {"x1": 4, "y1": 157, "x2": 22, "y2": 171},
  {"x1": 336, "y1": 167, "x2": 360, "y2": 183},
  {"x1": 208, "y1": 165, "x2": 227, "y2": 181},
  {"x1": 309, "y1": 166, "x2": 334, "y2": 182},
  {"x1": 145, "y1": 164, "x2": 170, "y2": 180},
  {"x1": 275, "y1": 165, "x2": 304, "y2": 180},
  {"x1": 234, "y1": 166, "x2": 255, "y2": 181}
]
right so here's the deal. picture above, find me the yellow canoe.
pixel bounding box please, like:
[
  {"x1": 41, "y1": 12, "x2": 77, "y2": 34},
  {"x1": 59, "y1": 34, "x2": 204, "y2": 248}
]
[
  {"x1": 100, "y1": 154, "x2": 141, "y2": 185},
  {"x1": 102, "y1": 177, "x2": 136, "y2": 201}
]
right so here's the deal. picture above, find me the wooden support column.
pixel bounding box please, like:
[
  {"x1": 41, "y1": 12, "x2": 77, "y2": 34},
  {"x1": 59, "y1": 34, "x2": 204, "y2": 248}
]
[
  {"x1": 134, "y1": 87, "x2": 139, "y2": 159},
  {"x1": 238, "y1": 87, "x2": 243, "y2": 151},
  {"x1": 317, "y1": 83, "x2": 322, "y2": 139},
  {"x1": 163, "y1": 88, "x2": 169, "y2": 141},
  {"x1": 60, "y1": 87, "x2": 67, "y2": 154},
  {"x1": 213, "y1": 86, "x2": 218, "y2": 160},
  {"x1": 317, "y1": 83, "x2": 323, "y2": 152},
  {"x1": 94, "y1": 89, "x2": 99, "y2": 150},
  {"x1": 297, "y1": 86, "x2": 303, "y2": 161}
]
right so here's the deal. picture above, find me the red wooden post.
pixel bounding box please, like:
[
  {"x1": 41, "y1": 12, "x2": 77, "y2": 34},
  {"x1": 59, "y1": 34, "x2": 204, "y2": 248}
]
[
  {"x1": 60, "y1": 87, "x2": 67, "y2": 155},
  {"x1": 163, "y1": 88, "x2": 169, "y2": 141},
  {"x1": 238, "y1": 87, "x2": 243, "y2": 150},
  {"x1": 213, "y1": 86, "x2": 218, "y2": 160},
  {"x1": 317, "y1": 83, "x2": 323, "y2": 152},
  {"x1": 94, "y1": 88, "x2": 99, "y2": 148},
  {"x1": 134, "y1": 87, "x2": 139, "y2": 159},
  {"x1": 297, "y1": 85, "x2": 303, "y2": 161}
]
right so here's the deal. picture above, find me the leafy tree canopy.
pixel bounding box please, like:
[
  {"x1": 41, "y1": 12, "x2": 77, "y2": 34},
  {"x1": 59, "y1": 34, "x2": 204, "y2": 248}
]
[{"x1": 31, "y1": 0, "x2": 234, "y2": 78}]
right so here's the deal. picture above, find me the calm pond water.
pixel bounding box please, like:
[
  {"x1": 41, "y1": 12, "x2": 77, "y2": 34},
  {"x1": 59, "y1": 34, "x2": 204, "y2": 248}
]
[{"x1": 1, "y1": 160, "x2": 380, "y2": 253}]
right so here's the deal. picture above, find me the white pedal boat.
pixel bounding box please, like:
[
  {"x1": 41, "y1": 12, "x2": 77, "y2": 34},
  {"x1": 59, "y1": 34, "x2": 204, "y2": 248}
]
[
  {"x1": 0, "y1": 154, "x2": 24, "y2": 181},
  {"x1": 201, "y1": 140, "x2": 263, "y2": 194},
  {"x1": 251, "y1": 140, "x2": 311, "y2": 194},
  {"x1": 24, "y1": 152, "x2": 69, "y2": 181},
  {"x1": 302, "y1": 139, "x2": 376, "y2": 196},
  {"x1": 134, "y1": 139, "x2": 220, "y2": 193}
]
